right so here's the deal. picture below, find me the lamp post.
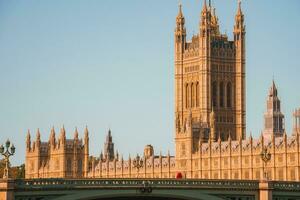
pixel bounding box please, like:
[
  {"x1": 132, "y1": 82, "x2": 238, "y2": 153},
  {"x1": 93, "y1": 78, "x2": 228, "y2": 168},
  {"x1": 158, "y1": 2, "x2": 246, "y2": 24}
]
[
  {"x1": 260, "y1": 147, "x2": 271, "y2": 180},
  {"x1": 0, "y1": 139, "x2": 15, "y2": 179},
  {"x1": 133, "y1": 154, "x2": 143, "y2": 178}
]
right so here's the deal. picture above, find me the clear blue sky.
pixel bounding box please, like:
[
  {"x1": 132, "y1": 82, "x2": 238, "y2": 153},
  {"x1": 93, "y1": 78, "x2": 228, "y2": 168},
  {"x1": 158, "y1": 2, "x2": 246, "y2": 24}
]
[{"x1": 0, "y1": 0, "x2": 299, "y2": 165}]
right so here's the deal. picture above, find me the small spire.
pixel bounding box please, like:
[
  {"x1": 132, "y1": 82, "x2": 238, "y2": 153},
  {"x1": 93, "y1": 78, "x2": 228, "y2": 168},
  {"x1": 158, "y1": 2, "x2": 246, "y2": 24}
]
[
  {"x1": 237, "y1": 0, "x2": 242, "y2": 15},
  {"x1": 27, "y1": 129, "x2": 31, "y2": 139},
  {"x1": 26, "y1": 130, "x2": 31, "y2": 148},
  {"x1": 74, "y1": 127, "x2": 79, "y2": 139},
  {"x1": 84, "y1": 125, "x2": 89, "y2": 137},
  {"x1": 51, "y1": 126, "x2": 55, "y2": 134},
  {"x1": 60, "y1": 125, "x2": 66, "y2": 138},
  {"x1": 218, "y1": 134, "x2": 221, "y2": 143},
  {"x1": 36, "y1": 128, "x2": 41, "y2": 140},
  {"x1": 202, "y1": 0, "x2": 207, "y2": 12},
  {"x1": 178, "y1": 3, "x2": 183, "y2": 16}
]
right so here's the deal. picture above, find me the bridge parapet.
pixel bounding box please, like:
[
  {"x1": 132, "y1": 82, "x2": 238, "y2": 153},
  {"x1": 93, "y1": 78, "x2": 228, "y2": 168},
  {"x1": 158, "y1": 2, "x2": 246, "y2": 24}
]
[
  {"x1": 14, "y1": 178, "x2": 260, "y2": 191},
  {"x1": 1, "y1": 178, "x2": 300, "y2": 200}
]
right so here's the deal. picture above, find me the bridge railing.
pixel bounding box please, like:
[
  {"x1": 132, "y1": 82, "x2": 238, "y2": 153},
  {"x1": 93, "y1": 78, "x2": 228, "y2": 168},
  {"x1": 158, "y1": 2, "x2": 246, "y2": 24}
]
[
  {"x1": 272, "y1": 181, "x2": 300, "y2": 191},
  {"x1": 14, "y1": 178, "x2": 260, "y2": 191}
]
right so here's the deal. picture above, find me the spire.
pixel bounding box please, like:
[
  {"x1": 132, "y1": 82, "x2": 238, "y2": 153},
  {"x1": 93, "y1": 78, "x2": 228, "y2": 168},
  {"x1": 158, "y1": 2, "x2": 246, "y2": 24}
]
[
  {"x1": 60, "y1": 125, "x2": 66, "y2": 138},
  {"x1": 26, "y1": 129, "x2": 31, "y2": 149},
  {"x1": 26, "y1": 129, "x2": 31, "y2": 141},
  {"x1": 269, "y1": 79, "x2": 278, "y2": 97},
  {"x1": 84, "y1": 125, "x2": 89, "y2": 138},
  {"x1": 178, "y1": 3, "x2": 183, "y2": 17},
  {"x1": 36, "y1": 128, "x2": 41, "y2": 141},
  {"x1": 74, "y1": 127, "x2": 79, "y2": 139},
  {"x1": 234, "y1": 0, "x2": 245, "y2": 36},
  {"x1": 50, "y1": 126, "x2": 56, "y2": 146},
  {"x1": 176, "y1": 2, "x2": 185, "y2": 31},
  {"x1": 202, "y1": 0, "x2": 207, "y2": 12},
  {"x1": 237, "y1": 0, "x2": 242, "y2": 16},
  {"x1": 50, "y1": 126, "x2": 55, "y2": 136}
]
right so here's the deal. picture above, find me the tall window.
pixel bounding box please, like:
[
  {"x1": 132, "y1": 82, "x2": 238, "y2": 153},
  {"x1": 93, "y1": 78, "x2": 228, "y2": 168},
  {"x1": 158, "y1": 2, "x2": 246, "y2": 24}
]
[
  {"x1": 196, "y1": 82, "x2": 199, "y2": 107},
  {"x1": 67, "y1": 159, "x2": 72, "y2": 172},
  {"x1": 185, "y1": 84, "x2": 189, "y2": 108},
  {"x1": 227, "y1": 82, "x2": 232, "y2": 108},
  {"x1": 212, "y1": 82, "x2": 217, "y2": 107},
  {"x1": 77, "y1": 159, "x2": 82, "y2": 175},
  {"x1": 191, "y1": 83, "x2": 194, "y2": 107},
  {"x1": 219, "y1": 82, "x2": 224, "y2": 107}
]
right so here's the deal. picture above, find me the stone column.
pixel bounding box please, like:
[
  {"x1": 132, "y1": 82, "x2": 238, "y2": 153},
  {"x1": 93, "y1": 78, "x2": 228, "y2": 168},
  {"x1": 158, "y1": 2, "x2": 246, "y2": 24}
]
[
  {"x1": 259, "y1": 181, "x2": 273, "y2": 200},
  {"x1": 0, "y1": 179, "x2": 15, "y2": 200}
]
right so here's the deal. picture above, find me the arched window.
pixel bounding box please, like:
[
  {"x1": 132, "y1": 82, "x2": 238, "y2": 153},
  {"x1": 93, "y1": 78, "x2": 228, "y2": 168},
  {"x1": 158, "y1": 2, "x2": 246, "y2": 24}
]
[
  {"x1": 219, "y1": 82, "x2": 224, "y2": 107},
  {"x1": 196, "y1": 82, "x2": 199, "y2": 107},
  {"x1": 185, "y1": 84, "x2": 189, "y2": 108},
  {"x1": 191, "y1": 83, "x2": 194, "y2": 107},
  {"x1": 67, "y1": 159, "x2": 72, "y2": 172},
  {"x1": 181, "y1": 143, "x2": 186, "y2": 157},
  {"x1": 227, "y1": 82, "x2": 232, "y2": 108},
  {"x1": 212, "y1": 82, "x2": 217, "y2": 108},
  {"x1": 77, "y1": 159, "x2": 82, "y2": 175}
]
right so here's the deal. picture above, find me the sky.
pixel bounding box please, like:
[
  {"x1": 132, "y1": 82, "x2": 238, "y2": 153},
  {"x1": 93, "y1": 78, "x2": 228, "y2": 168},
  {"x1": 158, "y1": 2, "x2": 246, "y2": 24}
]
[{"x1": 0, "y1": 0, "x2": 299, "y2": 165}]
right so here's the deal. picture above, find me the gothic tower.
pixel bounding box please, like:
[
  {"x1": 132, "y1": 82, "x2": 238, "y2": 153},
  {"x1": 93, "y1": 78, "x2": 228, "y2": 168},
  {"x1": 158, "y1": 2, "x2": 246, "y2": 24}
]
[
  {"x1": 263, "y1": 81, "x2": 285, "y2": 139},
  {"x1": 174, "y1": 0, "x2": 246, "y2": 176},
  {"x1": 103, "y1": 129, "x2": 115, "y2": 161}
]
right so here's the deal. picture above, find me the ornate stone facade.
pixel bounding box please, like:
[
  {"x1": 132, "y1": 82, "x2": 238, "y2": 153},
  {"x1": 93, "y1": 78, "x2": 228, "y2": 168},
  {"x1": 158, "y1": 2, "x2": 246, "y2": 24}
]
[
  {"x1": 25, "y1": 127, "x2": 89, "y2": 179},
  {"x1": 175, "y1": 0, "x2": 245, "y2": 178},
  {"x1": 25, "y1": 1, "x2": 300, "y2": 181}
]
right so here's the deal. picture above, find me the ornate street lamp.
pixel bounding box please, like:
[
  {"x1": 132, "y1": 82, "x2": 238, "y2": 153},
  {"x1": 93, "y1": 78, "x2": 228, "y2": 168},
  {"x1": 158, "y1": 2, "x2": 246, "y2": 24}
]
[
  {"x1": 133, "y1": 154, "x2": 143, "y2": 178},
  {"x1": 0, "y1": 139, "x2": 15, "y2": 179},
  {"x1": 260, "y1": 147, "x2": 271, "y2": 180}
]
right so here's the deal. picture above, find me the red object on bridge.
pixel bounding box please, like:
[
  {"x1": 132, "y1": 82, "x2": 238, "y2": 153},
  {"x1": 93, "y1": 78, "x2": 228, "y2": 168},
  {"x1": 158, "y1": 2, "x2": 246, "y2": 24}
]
[{"x1": 176, "y1": 172, "x2": 183, "y2": 179}]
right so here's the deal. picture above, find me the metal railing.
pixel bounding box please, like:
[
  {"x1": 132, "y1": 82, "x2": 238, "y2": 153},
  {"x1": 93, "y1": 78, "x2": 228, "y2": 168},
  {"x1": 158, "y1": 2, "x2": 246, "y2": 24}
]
[{"x1": 14, "y1": 178, "x2": 260, "y2": 191}]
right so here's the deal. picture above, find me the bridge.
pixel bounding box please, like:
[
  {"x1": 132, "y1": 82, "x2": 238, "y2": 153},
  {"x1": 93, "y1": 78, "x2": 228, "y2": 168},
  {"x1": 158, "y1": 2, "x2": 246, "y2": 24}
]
[{"x1": 1, "y1": 178, "x2": 300, "y2": 200}]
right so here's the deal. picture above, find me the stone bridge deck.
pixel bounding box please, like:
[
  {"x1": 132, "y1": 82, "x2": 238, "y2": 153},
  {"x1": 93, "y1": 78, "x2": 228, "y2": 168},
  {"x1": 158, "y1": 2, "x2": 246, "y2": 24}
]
[{"x1": 1, "y1": 178, "x2": 300, "y2": 200}]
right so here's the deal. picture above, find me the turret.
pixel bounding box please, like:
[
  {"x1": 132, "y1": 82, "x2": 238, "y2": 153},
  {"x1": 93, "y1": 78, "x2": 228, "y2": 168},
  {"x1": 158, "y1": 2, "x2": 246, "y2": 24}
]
[
  {"x1": 74, "y1": 127, "x2": 79, "y2": 140},
  {"x1": 200, "y1": 0, "x2": 211, "y2": 37},
  {"x1": 36, "y1": 128, "x2": 41, "y2": 148},
  {"x1": 26, "y1": 130, "x2": 31, "y2": 151},
  {"x1": 84, "y1": 126, "x2": 89, "y2": 177},
  {"x1": 175, "y1": 3, "x2": 186, "y2": 54},
  {"x1": 60, "y1": 126, "x2": 66, "y2": 146},
  {"x1": 49, "y1": 126, "x2": 56, "y2": 148},
  {"x1": 234, "y1": 0, "x2": 246, "y2": 140}
]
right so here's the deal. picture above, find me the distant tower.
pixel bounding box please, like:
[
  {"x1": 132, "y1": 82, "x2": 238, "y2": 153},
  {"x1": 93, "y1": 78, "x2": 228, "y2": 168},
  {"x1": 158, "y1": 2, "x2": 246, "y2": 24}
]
[
  {"x1": 293, "y1": 108, "x2": 300, "y2": 135},
  {"x1": 104, "y1": 129, "x2": 115, "y2": 161},
  {"x1": 263, "y1": 81, "x2": 285, "y2": 139}
]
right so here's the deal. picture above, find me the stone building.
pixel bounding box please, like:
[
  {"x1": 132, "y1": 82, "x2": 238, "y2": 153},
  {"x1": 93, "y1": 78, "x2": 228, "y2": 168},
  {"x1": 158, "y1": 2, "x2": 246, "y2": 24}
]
[
  {"x1": 25, "y1": 1, "x2": 300, "y2": 181},
  {"x1": 25, "y1": 126, "x2": 89, "y2": 179}
]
